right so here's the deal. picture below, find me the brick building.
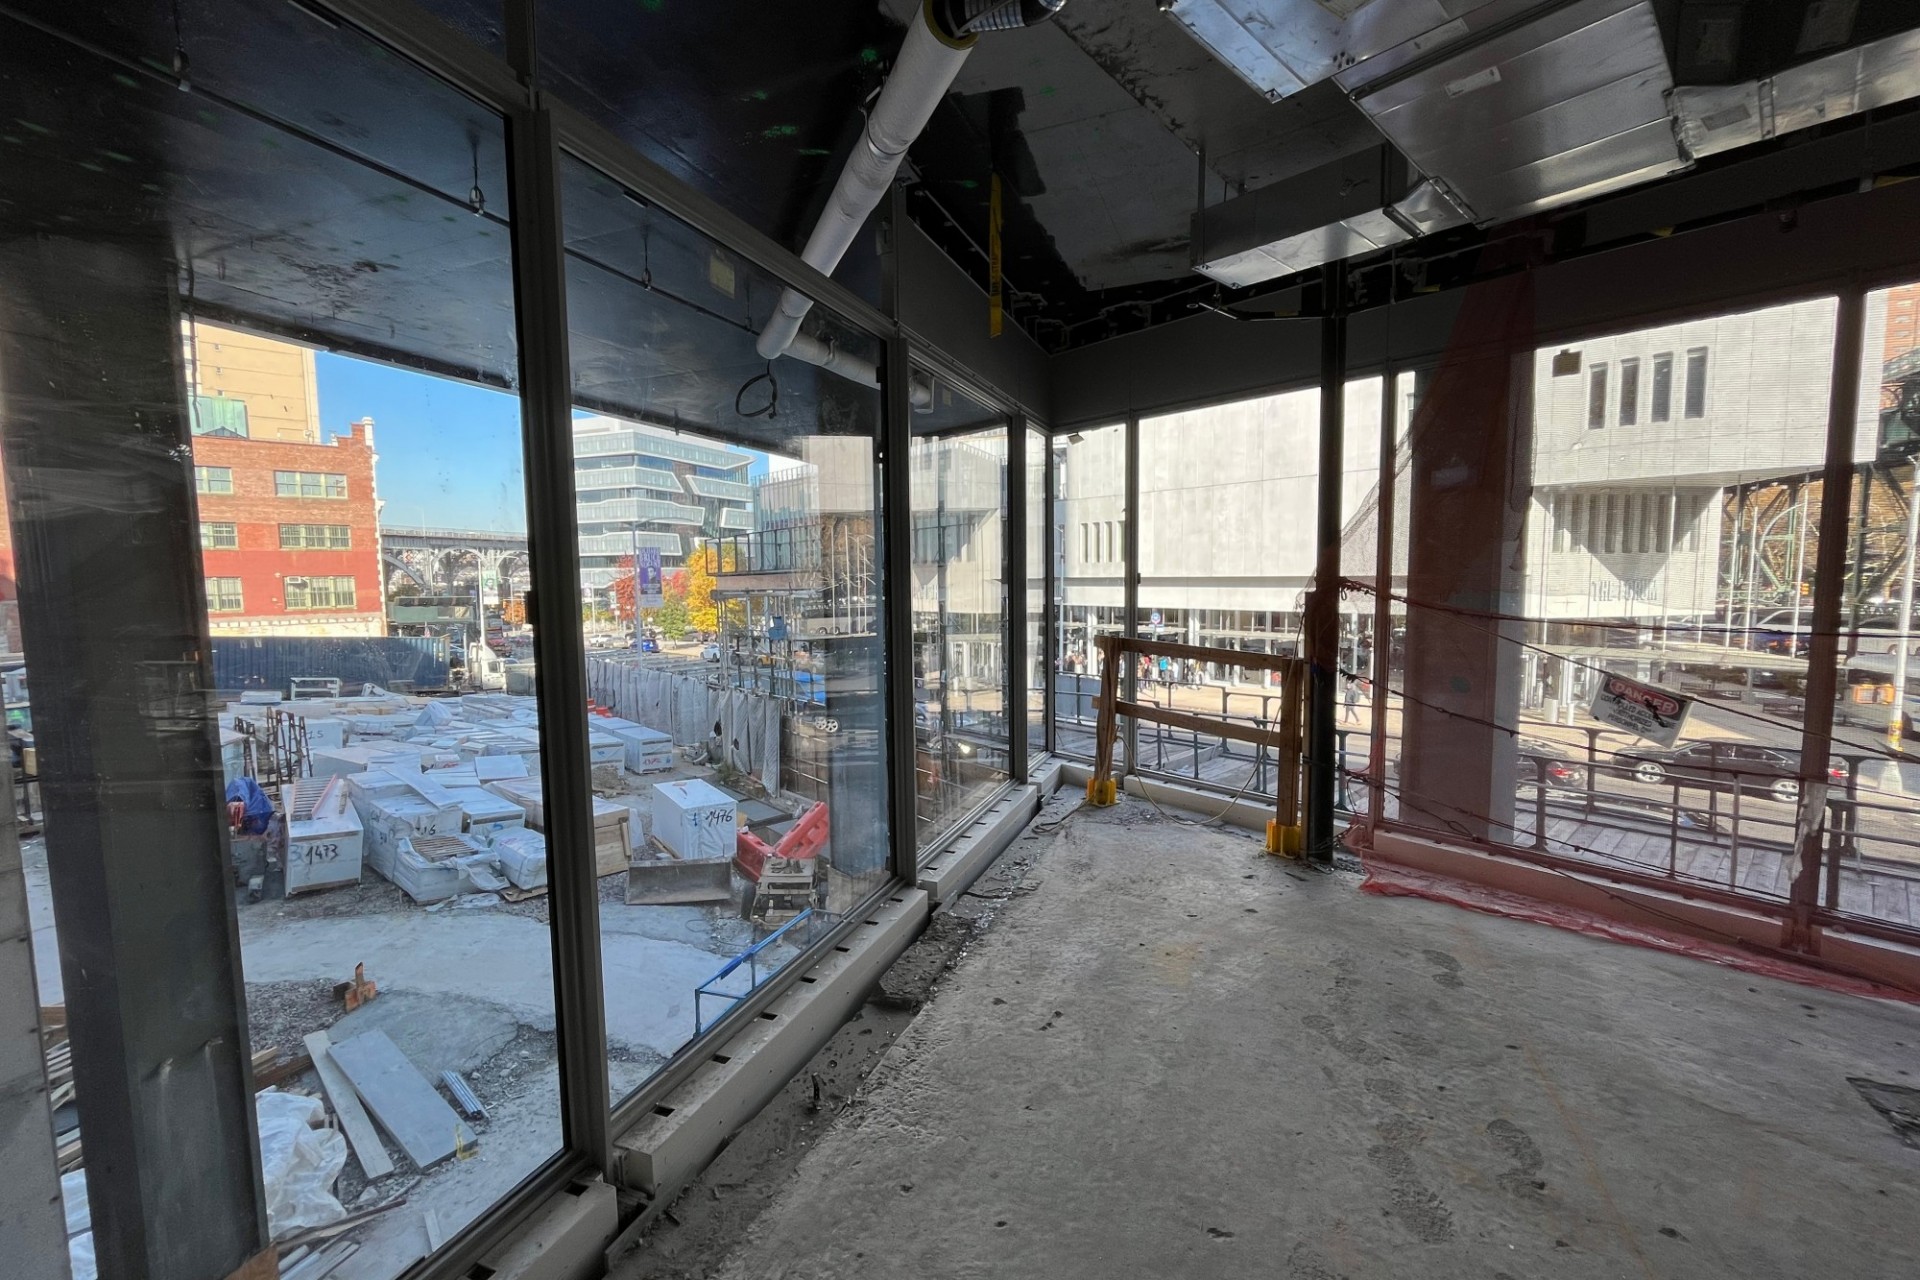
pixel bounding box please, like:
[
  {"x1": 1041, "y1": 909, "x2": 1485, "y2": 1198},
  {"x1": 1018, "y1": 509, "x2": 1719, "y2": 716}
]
[{"x1": 194, "y1": 419, "x2": 385, "y2": 636}]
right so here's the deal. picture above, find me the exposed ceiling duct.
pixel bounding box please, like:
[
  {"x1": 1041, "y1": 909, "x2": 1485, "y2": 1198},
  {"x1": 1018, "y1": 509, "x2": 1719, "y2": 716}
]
[
  {"x1": 1157, "y1": 0, "x2": 1523, "y2": 103},
  {"x1": 1671, "y1": 25, "x2": 1920, "y2": 161},
  {"x1": 755, "y1": 0, "x2": 1068, "y2": 391},
  {"x1": 1340, "y1": 0, "x2": 1685, "y2": 226},
  {"x1": 1190, "y1": 144, "x2": 1470, "y2": 287}
]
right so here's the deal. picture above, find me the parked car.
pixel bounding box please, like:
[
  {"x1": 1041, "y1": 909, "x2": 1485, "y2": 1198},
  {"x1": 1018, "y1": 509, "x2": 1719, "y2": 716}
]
[
  {"x1": 1610, "y1": 740, "x2": 1846, "y2": 803},
  {"x1": 700, "y1": 642, "x2": 722, "y2": 662},
  {"x1": 1515, "y1": 738, "x2": 1588, "y2": 789}
]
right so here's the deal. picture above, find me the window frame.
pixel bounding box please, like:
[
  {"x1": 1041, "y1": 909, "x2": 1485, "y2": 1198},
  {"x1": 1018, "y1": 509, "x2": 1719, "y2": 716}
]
[
  {"x1": 205, "y1": 576, "x2": 244, "y2": 613},
  {"x1": 1683, "y1": 347, "x2": 1709, "y2": 419},
  {"x1": 194, "y1": 465, "x2": 234, "y2": 495},
  {"x1": 1587, "y1": 362, "x2": 1608, "y2": 429},
  {"x1": 1618, "y1": 356, "x2": 1640, "y2": 425},
  {"x1": 283, "y1": 574, "x2": 358, "y2": 610},
  {"x1": 279, "y1": 523, "x2": 353, "y2": 550},
  {"x1": 273, "y1": 470, "x2": 350, "y2": 500},
  {"x1": 200, "y1": 521, "x2": 238, "y2": 550}
]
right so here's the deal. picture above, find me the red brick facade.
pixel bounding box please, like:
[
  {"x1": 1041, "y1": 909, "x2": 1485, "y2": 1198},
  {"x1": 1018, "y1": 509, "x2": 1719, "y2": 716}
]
[{"x1": 193, "y1": 420, "x2": 384, "y2": 635}]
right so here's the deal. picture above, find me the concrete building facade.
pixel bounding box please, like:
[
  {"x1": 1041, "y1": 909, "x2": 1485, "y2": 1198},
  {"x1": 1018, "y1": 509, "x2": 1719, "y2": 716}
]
[{"x1": 1524, "y1": 297, "x2": 1841, "y2": 621}]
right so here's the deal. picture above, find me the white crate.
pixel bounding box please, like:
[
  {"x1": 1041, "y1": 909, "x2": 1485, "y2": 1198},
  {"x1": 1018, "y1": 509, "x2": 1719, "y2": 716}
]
[
  {"x1": 610, "y1": 724, "x2": 674, "y2": 774},
  {"x1": 446, "y1": 787, "x2": 526, "y2": 840},
  {"x1": 282, "y1": 776, "x2": 364, "y2": 895},
  {"x1": 651, "y1": 779, "x2": 738, "y2": 860}
]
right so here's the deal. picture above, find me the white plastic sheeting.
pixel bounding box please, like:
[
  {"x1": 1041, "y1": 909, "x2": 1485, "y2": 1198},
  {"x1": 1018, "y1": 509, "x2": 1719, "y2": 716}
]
[
  {"x1": 586, "y1": 658, "x2": 784, "y2": 793},
  {"x1": 256, "y1": 1090, "x2": 348, "y2": 1239}
]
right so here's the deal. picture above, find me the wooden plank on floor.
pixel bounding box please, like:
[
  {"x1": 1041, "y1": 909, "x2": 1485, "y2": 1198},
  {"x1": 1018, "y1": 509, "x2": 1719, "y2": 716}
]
[
  {"x1": 304, "y1": 1030, "x2": 394, "y2": 1181},
  {"x1": 326, "y1": 1030, "x2": 472, "y2": 1169}
]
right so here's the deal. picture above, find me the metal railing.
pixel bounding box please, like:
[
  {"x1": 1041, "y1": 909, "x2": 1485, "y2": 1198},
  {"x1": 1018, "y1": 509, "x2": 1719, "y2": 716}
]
[{"x1": 692, "y1": 909, "x2": 822, "y2": 1033}]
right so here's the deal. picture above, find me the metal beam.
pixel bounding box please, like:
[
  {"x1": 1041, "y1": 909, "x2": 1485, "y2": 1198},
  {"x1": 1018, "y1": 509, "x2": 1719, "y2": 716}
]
[
  {"x1": 1787, "y1": 283, "x2": 1865, "y2": 943},
  {"x1": 883, "y1": 188, "x2": 918, "y2": 881},
  {"x1": 0, "y1": 232, "x2": 268, "y2": 1280},
  {"x1": 1307, "y1": 263, "x2": 1347, "y2": 863},
  {"x1": 1007, "y1": 415, "x2": 1029, "y2": 783},
  {"x1": 504, "y1": 98, "x2": 612, "y2": 1171}
]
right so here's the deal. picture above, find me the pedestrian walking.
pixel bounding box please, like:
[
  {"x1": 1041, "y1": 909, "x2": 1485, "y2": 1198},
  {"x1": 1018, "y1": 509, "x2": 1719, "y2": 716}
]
[{"x1": 1342, "y1": 674, "x2": 1361, "y2": 723}]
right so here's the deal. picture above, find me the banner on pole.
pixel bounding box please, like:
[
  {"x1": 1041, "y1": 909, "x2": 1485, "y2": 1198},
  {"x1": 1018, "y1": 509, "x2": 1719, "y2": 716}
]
[{"x1": 635, "y1": 547, "x2": 664, "y2": 610}]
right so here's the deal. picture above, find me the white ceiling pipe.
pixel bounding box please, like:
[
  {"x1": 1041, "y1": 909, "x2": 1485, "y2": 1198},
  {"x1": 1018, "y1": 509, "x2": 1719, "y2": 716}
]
[
  {"x1": 782, "y1": 331, "x2": 935, "y2": 409},
  {"x1": 756, "y1": 4, "x2": 977, "y2": 364}
]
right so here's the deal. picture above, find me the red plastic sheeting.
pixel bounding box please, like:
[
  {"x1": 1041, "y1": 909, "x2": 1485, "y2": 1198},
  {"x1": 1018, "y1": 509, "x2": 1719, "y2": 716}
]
[{"x1": 1359, "y1": 855, "x2": 1920, "y2": 1006}]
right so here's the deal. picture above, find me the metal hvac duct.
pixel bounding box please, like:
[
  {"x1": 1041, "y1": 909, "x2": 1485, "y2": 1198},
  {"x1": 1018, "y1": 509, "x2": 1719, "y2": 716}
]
[
  {"x1": 1158, "y1": 0, "x2": 1536, "y2": 102},
  {"x1": 1190, "y1": 145, "x2": 1470, "y2": 288},
  {"x1": 1671, "y1": 25, "x2": 1920, "y2": 161},
  {"x1": 1339, "y1": 0, "x2": 1686, "y2": 226},
  {"x1": 756, "y1": 0, "x2": 1068, "y2": 383}
]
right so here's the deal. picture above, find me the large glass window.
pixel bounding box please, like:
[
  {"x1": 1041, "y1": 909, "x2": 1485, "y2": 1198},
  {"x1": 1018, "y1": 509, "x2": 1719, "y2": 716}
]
[
  {"x1": 559, "y1": 154, "x2": 890, "y2": 1107},
  {"x1": 908, "y1": 378, "x2": 1010, "y2": 856},
  {"x1": 1135, "y1": 382, "x2": 1382, "y2": 806},
  {"x1": 0, "y1": 9, "x2": 562, "y2": 1275},
  {"x1": 1052, "y1": 425, "x2": 1125, "y2": 759},
  {"x1": 1395, "y1": 294, "x2": 1844, "y2": 913}
]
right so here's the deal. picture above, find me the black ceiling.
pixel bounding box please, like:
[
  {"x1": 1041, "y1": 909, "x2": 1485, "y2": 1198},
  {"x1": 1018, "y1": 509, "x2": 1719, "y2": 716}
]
[{"x1": 10, "y1": 0, "x2": 1920, "y2": 392}]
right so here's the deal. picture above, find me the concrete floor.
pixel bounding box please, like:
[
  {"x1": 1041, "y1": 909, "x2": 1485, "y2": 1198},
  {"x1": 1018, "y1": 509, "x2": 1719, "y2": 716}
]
[{"x1": 695, "y1": 802, "x2": 1920, "y2": 1280}]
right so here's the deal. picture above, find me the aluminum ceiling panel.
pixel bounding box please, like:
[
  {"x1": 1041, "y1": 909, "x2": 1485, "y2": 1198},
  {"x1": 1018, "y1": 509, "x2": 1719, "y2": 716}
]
[
  {"x1": 1160, "y1": 0, "x2": 1508, "y2": 102},
  {"x1": 1352, "y1": 0, "x2": 1684, "y2": 224}
]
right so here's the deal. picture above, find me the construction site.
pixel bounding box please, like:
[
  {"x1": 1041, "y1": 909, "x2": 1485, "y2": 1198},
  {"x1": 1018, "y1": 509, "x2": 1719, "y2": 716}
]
[{"x1": 8, "y1": 3, "x2": 1920, "y2": 1280}]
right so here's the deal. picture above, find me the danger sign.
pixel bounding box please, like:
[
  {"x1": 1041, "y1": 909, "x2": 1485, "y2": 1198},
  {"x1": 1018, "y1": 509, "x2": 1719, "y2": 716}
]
[{"x1": 1589, "y1": 673, "x2": 1693, "y2": 747}]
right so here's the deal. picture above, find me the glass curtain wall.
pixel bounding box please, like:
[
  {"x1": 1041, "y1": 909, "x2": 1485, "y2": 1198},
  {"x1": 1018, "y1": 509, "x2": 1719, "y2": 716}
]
[
  {"x1": 1052, "y1": 425, "x2": 1127, "y2": 757},
  {"x1": 1393, "y1": 290, "x2": 1852, "y2": 912},
  {"x1": 0, "y1": 5, "x2": 563, "y2": 1277},
  {"x1": 1129, "y1": 383, "x2": 1382, "y2": 803},
  {"x1": 558, "y1": 155, "x2": 892, "y2": 1106},
  {"x1": 909, "y1": 378, "x2": 1010, "y2": 856}
]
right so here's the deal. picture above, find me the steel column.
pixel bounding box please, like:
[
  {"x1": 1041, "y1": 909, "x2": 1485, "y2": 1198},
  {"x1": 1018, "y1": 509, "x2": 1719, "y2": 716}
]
[
  {"x1": 882, "y1": 188, "x2": 919, "y2": 879},
  {"x1": 1006, "y1": 415, "x2": 1029, "y2": 783},
  {"x1": 1367, "y1": 368, "x2": 1398, "y2": 831},
  {"x1": 1042, "y1": 431, "x2": 1059, "y2": 756},
  {"x1": 504, "y1": 96, "x2": 612, "y2": 1169},
  {"x1": 0, "y1": 233, "x2": 268, "y2": 1280},
  {"x1": 1787, "y1": 284, "x2": 1866, "y2": 945},
  {"x1": 1122, "y1": 413, "x2": 1141, "y2": 775},
  {"x1": 1307, "y1": 263, "x2": 1348, "y2": 862}
]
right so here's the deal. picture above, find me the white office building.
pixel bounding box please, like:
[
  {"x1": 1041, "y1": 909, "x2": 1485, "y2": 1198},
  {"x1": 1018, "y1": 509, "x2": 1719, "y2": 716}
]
[{"x1": 572, "y1": 416, "x2": 756, "y2": 590}]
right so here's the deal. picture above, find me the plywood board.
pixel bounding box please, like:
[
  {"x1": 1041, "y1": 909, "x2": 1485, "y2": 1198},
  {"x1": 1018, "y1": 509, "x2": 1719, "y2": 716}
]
[
  {"x1": 326, "y1": 1029, "x2": 473, "y2": 1168},
  {"x1": 304, "y1": 1030, "x2": 394, "y2": 1180}
]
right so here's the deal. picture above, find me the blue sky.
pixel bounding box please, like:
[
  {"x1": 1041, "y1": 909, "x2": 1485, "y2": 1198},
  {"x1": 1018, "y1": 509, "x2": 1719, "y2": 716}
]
[{"x1": 316, "y1": 353, "x2": 771, "y2": 532}]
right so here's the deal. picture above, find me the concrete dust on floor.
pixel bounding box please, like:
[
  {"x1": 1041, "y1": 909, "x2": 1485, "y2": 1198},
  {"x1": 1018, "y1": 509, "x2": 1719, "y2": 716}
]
[{"x1": 652, "y1": 799, "x2": 1920, "y2": 1280}]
